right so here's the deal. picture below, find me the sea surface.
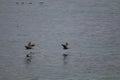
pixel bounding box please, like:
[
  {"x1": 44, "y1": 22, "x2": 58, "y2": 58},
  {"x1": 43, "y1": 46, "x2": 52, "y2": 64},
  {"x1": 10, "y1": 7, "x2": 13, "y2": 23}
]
[{"x1": 0, "y1": 0, "x2": 120, "y2": 80}]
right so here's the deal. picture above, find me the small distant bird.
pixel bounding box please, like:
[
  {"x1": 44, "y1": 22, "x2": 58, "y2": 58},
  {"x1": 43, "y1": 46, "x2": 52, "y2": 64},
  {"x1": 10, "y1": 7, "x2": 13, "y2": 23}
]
[
  {"x1": 21, "y1": 2, "x2": 24, "y2": 4},
  {"x1": 16, "y1": 2, "x2": 19, "y2": 4},
  {"x1": 25, "y1": 42, "x2": 35, "y2": 49},
  {"x1": 39, "y1": 2, "x2": 44, "y2": 4},
  {"x1": 61, "y1": 42, "x2": 69, "y2": 49},
  {"x1": 28, "y1": 2, "x2": 32, "y2": 4}
]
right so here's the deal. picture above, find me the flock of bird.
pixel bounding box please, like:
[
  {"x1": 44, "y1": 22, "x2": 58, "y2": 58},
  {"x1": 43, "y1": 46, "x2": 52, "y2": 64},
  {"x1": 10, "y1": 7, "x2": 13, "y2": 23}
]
[
  {"x1": 25, "y1": 42, "x2": 69, "y2": 50},
  {"x1": 15, "y1": 2, "x2": 44, "y2": 5},
  {"x1": 25, "y1": 42, "x2": 69, "y2": 62}
]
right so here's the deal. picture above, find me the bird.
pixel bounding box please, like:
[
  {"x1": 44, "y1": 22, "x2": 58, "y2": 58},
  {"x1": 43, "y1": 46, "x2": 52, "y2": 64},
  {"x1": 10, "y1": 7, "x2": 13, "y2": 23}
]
[
  {"x1": 26, "y1": 52, "x2": 34, "y2": 58},
  {"x1": 16, "y1": 2, "x2": 19, "y2": 4},
  {"x1": 61, "y1": 42, "x2": 69, "y2": 49},
  {"x1": 39, "y1": 2, "x2": 44, "y2": 4},
  {"x1": 28, "y1": 2, "x2": 32, "y2": 4},
  {"x1": 21, "y1": 2, "x2": 24, "y2": 4},
  {"x1": 25, "y1": 42, "x2": 35, "y2": 49}
]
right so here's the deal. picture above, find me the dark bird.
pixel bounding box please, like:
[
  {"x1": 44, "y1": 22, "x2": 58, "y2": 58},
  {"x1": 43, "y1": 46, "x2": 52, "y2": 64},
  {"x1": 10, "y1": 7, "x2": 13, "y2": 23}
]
[
  {"x1": 28, "y1": 2, "x2": 32, "y2": 4},
  {"x1": 16, "y1": 2, "x2": 19, "y2": 4},
  {"x1": 25, "y1": 46, "x2": 32, "y2": 49},
  {"x1": 21, "y1": 2, "x2": 24, "y2": 4},
  {"x1": 25, "y1": 42, "x2": 35, "y2": 49},
  {"x1": 39, "y1": 2, "x2": 44, "y2": 4},
  {"x1": 61, "y1": 42, "x2": 69, "y2": 49}
]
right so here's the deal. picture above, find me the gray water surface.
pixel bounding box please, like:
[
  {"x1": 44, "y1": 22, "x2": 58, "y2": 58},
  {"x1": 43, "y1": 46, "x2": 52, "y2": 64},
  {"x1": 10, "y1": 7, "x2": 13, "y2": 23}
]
[{"x1": 0, "y1": 0, "x2": 120, "y2": 80}]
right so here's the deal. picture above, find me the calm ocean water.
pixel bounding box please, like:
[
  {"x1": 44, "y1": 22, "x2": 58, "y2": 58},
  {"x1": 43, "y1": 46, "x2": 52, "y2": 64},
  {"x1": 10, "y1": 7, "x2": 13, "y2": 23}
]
[{"x1": 0, "y1": 0, "x2": 120, "y2": 80}]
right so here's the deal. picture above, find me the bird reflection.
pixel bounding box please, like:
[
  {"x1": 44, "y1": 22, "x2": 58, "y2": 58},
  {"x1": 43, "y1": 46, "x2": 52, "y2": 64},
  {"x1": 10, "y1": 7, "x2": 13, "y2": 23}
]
[
  {"x1": 25, "y1": 52, "x2": 34, "y2": 64},
  {"x1": 63, "y1": 53, "x2": 69, "y2": 65},
  {"x1": 25, "y1": 58, "x2": 31, "y2": 64},
  {"x1": 28, "y1": 2, "x2": 32, "y2": 4}
]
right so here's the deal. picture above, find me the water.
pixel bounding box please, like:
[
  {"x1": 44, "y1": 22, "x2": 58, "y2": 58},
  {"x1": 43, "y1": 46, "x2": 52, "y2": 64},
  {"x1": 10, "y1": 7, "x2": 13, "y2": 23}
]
[{"x1": 0, "y1": 0, "x2": 120, "y2": 80}]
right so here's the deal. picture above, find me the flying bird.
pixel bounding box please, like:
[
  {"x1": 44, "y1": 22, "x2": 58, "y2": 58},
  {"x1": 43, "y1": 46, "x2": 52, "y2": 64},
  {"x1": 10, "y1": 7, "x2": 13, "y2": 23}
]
[
  {"x1": 61, "y1": 42, "x2": 69, "y2": 49},
  {"x1": 25, "y1": 42, "x2": 35, "y2": 49}
]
